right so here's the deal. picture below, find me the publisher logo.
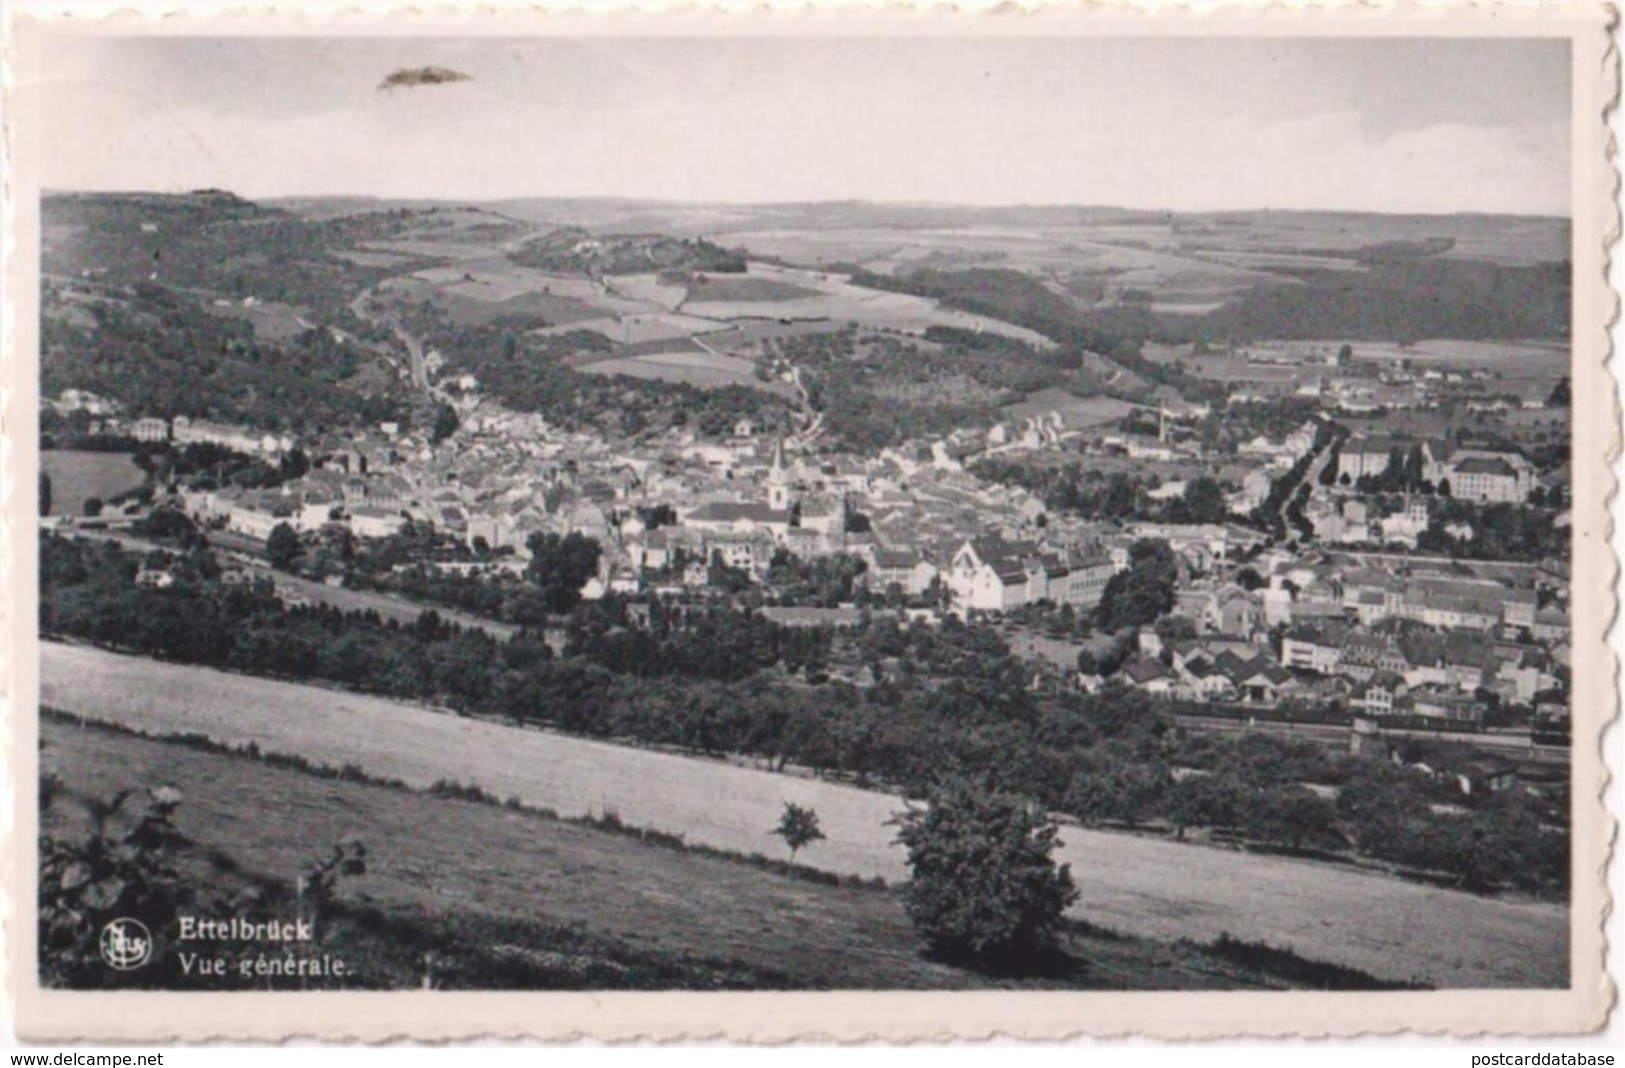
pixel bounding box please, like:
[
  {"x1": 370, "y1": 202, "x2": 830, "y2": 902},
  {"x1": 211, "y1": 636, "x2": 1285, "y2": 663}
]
[{"x1": 99, "y1": 918, "x2": 153, "y2": 970}]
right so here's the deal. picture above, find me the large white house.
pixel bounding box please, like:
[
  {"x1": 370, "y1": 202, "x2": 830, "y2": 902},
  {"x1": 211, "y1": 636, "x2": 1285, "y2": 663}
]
[{"x1": 946, "y1": 537, "x2": 1121, "y2": 613}]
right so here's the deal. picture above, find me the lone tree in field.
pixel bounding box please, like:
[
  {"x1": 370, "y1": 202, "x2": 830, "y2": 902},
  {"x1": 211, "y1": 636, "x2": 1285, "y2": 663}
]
[
  {"x1": 893, "y1": 781, "x2": 1079, "y2": 970},
  {"x1": 772, "y1": 802, "x2": 825, "y2": 861}
]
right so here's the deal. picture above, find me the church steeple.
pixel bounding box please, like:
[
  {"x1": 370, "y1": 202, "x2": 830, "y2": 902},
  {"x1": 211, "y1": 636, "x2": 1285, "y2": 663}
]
[{"x1": 768, "y1": 439, "x2": 791, "y2": 511}]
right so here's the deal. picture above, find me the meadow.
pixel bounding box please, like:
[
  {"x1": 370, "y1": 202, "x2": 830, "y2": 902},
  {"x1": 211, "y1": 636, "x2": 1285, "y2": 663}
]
[
  {"x1": 203, "y1": 299, "x2": 312, "y2": 342},
  {"x1": 40, "y1": 642, "x2": 1569, "y2": 988},
  {"x1": 40, "y1": 451, "x2": 146, "y2": 516},
  {"x1": 41, "y1": 716, "x2": 1401, "y2": 991},
  {"x1": 1343, "y1": 339, "x2": 1570, "y2": 372},
  {"x1": 679, "y1": 264, "x2": 1055, "y2": 348},
  {"x1": 577, "y1": 352, "x2": 789, "y2": 395}
]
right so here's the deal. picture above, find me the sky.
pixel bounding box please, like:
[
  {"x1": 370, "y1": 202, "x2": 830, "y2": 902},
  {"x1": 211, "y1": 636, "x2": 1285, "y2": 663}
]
[{"x1": 20, "y1": 33, "x2": 1572, "y2": 215}]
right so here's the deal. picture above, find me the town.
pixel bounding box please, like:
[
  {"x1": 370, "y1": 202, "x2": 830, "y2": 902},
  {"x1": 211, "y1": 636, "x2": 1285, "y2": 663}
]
[{"x1": 44, "y1": 320, "x2": 1571, "y2": 759}]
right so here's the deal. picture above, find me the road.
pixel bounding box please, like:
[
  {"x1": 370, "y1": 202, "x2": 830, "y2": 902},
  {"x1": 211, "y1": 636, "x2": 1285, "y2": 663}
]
[
  {"x1": 1275, "y1": 427, "x2": 1336, "y2": 543},
  {"x1": 349, "y1": 288, "x2": 453, "y2": 405},
  {"x1": 39, "y1": 642, "x2": 1570, "y2": 989}
]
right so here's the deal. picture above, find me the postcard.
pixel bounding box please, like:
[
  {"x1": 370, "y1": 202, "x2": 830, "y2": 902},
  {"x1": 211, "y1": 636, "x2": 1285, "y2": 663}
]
[{"x1": 4, "y1": 1, "x2": 1615, "y2": 1041}]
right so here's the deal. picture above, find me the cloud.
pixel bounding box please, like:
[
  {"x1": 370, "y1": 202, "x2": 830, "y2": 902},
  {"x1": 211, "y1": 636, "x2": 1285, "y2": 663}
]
[{"x1": 376, "y1": 66, "x2": 474, "y2": 92}]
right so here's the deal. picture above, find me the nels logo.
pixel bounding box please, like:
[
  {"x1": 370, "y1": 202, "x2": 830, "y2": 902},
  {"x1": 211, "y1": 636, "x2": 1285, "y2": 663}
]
[{"x1": 99, "y1": 918, "x2": 154, "y2": 971}]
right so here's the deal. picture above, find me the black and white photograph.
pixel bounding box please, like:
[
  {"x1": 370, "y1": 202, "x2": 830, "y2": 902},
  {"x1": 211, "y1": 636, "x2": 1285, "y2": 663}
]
[{"x1": 6, "y1": 9, "x2": 1615, "y2": 1041}]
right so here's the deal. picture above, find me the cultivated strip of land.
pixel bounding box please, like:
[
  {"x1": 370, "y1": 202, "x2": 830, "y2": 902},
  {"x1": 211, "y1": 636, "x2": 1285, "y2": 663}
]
[{"x1": 39, "y1": 641, "x2": 1568, "y2": 988}]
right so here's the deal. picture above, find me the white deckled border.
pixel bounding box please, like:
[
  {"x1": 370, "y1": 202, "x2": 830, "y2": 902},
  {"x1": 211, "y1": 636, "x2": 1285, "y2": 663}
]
[{"x1": 1, "y1": 0, "x2": 1617, "y2": 1042}]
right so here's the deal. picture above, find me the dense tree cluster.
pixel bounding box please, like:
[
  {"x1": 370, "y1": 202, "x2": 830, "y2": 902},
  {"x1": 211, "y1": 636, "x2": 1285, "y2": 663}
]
[
  {"x1": 41, "y1": 295, "x2": 409, "y2": 435},
  {"x1": 1196, "y1": 260, "x2": 1570, "y2": 343},
  {"x1": 970, "y1": 461, "x2": 1150, "y2": 522},
  {"x1": 762, "y1": 550, "x2": 869, "y2": 607},
  {"x1": 1419, "y1": 501, "x2": 1567, "y2": 564},
  {"x1": 523, "y1": 532, "x2": 604, "y2": 614},
  {"x1": 508, "y1": 230, "x2": 747, "y2": 276},
  {"x1": 1096, "y1": 539, "x2": 1179, "y2": 633},
  {"x1": 768, "y1": 326, "x2": 1068, "y2": 453}
]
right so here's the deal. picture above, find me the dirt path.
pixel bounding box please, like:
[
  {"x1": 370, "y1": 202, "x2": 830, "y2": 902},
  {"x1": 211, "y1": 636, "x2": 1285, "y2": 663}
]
[{"x1": 38, "y1": 641, "x2": 1568, "y2": 988}]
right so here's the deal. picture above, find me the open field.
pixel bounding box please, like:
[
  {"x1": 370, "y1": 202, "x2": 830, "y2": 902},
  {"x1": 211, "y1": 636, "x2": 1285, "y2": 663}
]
[
  {"x1": 537, "y1": 313, "x2": 729, "y2": 346},
  {"x1": 679, "y1": 264, "x2": 1056, "y2": 348},
  {"x1": 381, "y1": 256, "x2": 1053, "y2": 354},
  {"x1": 41, "y1": 716, "x2": 1376, "y2": 990},
  {"x1": 41, "y1": 451, "x2": 146, "y2": 516},
  {"x1": 684, "y1": 275, "x2": 824, "y2": 303},
  {"x1": 39, "y1": 642, "x2": 1569, "y2": 988},
  {"x1": 330, "y1": 248, "x2": 419, "y2": 268},
  {"x1": 1169, "y1": 212, "x2": 1569, "y2": 267},
  {"x1": 576, "y1": 353, "x2": 789, "y2": 395},
  {"x1": 357, "y1": 239, "x2": 495, "y2": 261},
  {"x1": 203, "y1": 300, "x2": 312, "y2": 341},
  {"x1": 632, "y1": 349, "x2": 761, "y2": 377},
  {"x1": 1002, "y1": 388, "x2": 1138, "y2": 425},
  {"x1": 607, "y1": 272, "x2": 690, "y2": 310},
  {"x1": 1341, "y1": 339, "x2": 1569, "y2": 372},
  {"x1": 37, "y1": 718, "x2": 963, "y2": 989}
]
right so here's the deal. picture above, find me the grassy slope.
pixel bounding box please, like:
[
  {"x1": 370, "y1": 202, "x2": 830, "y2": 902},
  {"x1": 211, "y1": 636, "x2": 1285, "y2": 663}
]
[
  {"x1": 40, "y1": 717, "x2": 1318, "y2": 991},
  {"x1": 38, "y1": 642, "x2": 1568, "y2": 988},
  {"x1": 40, "y1": 452, "x2": 146, "y2": 516}
]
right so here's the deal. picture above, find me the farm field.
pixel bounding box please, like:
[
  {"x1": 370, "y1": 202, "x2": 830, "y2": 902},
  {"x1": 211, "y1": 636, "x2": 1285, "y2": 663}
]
[
  {"x1": 683, "y1": 275, "x2": 824, "y2": 303},
  {"x1": 40, "y1": 451, "x2": 146, "y2": 516},
  {"x1": 203, "y1": 299, "x2": 312, "y2": 341},
  {"x1": 1001, "y1": 388, "x2": 1138, "y2": 425},
  {"x1": 1139, "y1": 344, "x2": 1334, "y2": 387},
  {"x1": 540, "y1": 313, "x2": 731, "y2": 347},
  {"x1": 678, "y1": 264, "x2": 1055, "y2": 348},
  {"x1": 39, "y1": 642, "x2": 1569, "y2": 989},
  {"x1": 40, "y1": 716, "x2": 1363, "y2": 991},
  {"x1": 576, "y1": 354, "x2": 783, "y2": 393},
  {"x1": 1342, "y1": 339, "x2": 1570, "y2": 372},
  {"x1": 378, "y1": 253, "x2": 1054, "y2": 357}
]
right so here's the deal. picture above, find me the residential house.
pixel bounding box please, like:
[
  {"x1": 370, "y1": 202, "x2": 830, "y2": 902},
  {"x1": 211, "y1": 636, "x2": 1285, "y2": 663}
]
[
  {"x1": 1352, "y1": 671, "x2": 1408, "y2": 717},
  {"x1": 135, "y1": 567, "x2": 175, "y2": 589},
  {"x1": 1121, "y1": 656, "x2": 1176, "y2": 695},
  {"x1": 947, "y1": 536, "x2": 1040, "y2": 612},
  {"x1": 868, "y1": 548, "x2": 939, "y2": 597},
  {"x1": 350, "y1": 507, "x2": 408, "y2": 539},
  {"x1": 683, "y1": 501, "x2": 794, "y2": 540},
  {"x1": 1532, "y1": 608, "x2": 1570, "y2": 644},
  {"x1": 1409, "y1": 685, "x2": 1485, "y2": 727},
  {"x1": 1282, "y1": 623, "x2": 1347, "y2": 674},
  {"x1": 1455, "y1": 758, "x2": 1517, "y2": 795},
  {"x1": 1444, "y1": 454, "x2": 1534, "y2": 503},
  {"x1": 131, "y1": 417, "x2": 169, "y2": 443}
]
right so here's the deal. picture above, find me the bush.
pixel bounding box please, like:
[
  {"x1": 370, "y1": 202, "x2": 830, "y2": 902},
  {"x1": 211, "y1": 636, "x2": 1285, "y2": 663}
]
[
  {"x1": 892, "y1": 781, "x2": 1079, "y2": 969},
  {"x1": 1063, "y1": 748, "x2": 1171, "y2": 828},
  {"x1": 38, "y1": 786, "x2": 191, "y2": 987}
]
